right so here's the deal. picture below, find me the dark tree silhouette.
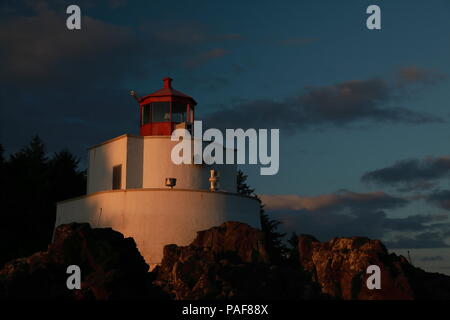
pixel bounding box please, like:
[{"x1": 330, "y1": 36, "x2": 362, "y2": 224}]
[
  {"x1": 287, "y1": 232, "x2": 300, "y2": 266},
  {"x1": 237, "y1": 170, "x2": 254, "y2": 196},
  {"x1": 48, "y1": 149, "x2": 86, "y2": 204},
  {"x1": 0, "y1": 136, "x2": 86, "y2": 267},
  {"x1": 0, "y1": 144, "x2": 4, "y2": 219},
  {"x1": 236, "y1": 169, "x2": 287, "y2": 264},
  {"x1": 0, "y1": 144, "x2": 4, "y2": 166}
]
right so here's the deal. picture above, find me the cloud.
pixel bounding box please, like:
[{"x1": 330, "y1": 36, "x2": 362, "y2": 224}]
[
  {"x1": 184, "y1": 48, "x2": 229, "y2": 68},
  {"x1": 260, "y1": 190, "x2": 408, "y2": 212},
  {"x1": 426, "y1": 190, "x2": 450, "y2": 211},
  {"x1": 0, "y1": 3, "x2": 238, "y2": 156},
  {"x1": 419, "y1": 255, "x2": 444, "y2": 262},
  {"x1": 397, "y1": 66, "x2": 447, "y2": 86},
  {"x1": 383, "y1": 214, "x2": 449, "y2": 231},
  {"x1": 261, "y1": 190, "x2": 450, "y2": 248},
  {"x1": 150, "y1": 23, "x2": 241, "y2": 47},
  {"x1": 362, "y1": 156, "x2": 450, "y2": 192},
  {"x1": 261, "y1": 190, "x2": 409, "y2": 240},
  {"x1": 203, "y1": 70, "x2": 444, "y2": 131},
  {"x1": 384, "y1": 232, "x2": 449, "y2": 249},
  {"x1": 278, "y1": 37, "x2": 317, "y2": 47},
  {"x1": 0, "y1": 7, "x2": 139, "y2": 85},
  {"x1": 0, "y1": 4, "x2": 239, "y2": 87},
  {"x1": 299, "y1": 79, "x2": 426, "y2": 124},
  {"x1": 186, "y1": 75, "x2": 231, "y2": 91}
]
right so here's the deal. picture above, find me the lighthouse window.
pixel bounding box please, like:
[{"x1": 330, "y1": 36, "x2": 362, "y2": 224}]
[
  {"x1": 151, "y1": 102, "x2": 170, "y2": 122},
  {"x1": 112, "y1": 164, "x2": 122, "y2": 190},
  {"x1": 172, "y1": 102, "x2": 187, "y2": 123},
  {"x1": 142, "y1": 104, "x2": 151, "y2": 125}
]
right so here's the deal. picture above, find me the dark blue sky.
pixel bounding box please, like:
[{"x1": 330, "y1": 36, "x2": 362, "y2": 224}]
[{"x1": 1, "y1": 0, "x2": 450, "y2": 273}]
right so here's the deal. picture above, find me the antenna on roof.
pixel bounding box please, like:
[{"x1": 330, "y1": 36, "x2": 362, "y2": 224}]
[
  {"x1": 130, "y1": 90, "x2": 140, "y2": 102},
  {"x1": 407, "y1": 250, "x2": 413, "y2": 265}
]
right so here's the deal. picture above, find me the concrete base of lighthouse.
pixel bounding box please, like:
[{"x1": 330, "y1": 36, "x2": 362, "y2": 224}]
[{"x1": 55, "y1": 188, "x2": 261, "y2": 266}]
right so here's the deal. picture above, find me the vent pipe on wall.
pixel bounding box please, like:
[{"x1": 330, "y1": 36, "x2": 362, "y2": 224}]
[{"x1": 209, "y1": 170, "x2": 219, "y2": 191}]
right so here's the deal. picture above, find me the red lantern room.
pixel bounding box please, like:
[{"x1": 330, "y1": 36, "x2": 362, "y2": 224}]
[{"x1": 132, "y1": 78, "x2": 197, "y2": 136}]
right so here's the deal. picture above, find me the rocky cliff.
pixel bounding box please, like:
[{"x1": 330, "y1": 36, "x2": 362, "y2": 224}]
[
  {"x1": 297, "y1": 234, "x2": 450, "y2": 300},
  {"x1": 154, "y1": 221, "x2": 323, "y2": 299},
  {"x1": 298, "y1": 235, "x2": 414, "y2": 299},
  {"x1": 1, "y1": 222, "x2": 450, "y2": 300},
  {"x1": 0, "y1": 223, "x2": 167, "y2": 299}
]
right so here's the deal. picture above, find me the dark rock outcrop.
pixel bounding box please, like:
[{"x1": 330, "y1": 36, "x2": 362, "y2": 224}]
[
  {"x1": 0, "y1": 223, "x2": 167, "y2": 300},
  {"x1": 297, "y1": 235, "x2": 450, "y2": 300},
  {"x1": 2, "y1": 221, "x2": 450, "y2": 300},
  {"x1": 190, "y1": 221, "x2": 270, "y2": 264},
  {"x1": 154, "y1": 221, "x2": 323, "y2": 299}
]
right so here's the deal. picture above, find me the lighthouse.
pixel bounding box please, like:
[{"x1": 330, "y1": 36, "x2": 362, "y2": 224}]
[{"x1": 54, "y1": 78, "x2": 261, "y2": 267}]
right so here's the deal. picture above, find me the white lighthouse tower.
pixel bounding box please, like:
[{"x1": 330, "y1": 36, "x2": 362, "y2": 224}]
[{"x1": 54, "y1": 78, "x2": 261, "y2": 266}]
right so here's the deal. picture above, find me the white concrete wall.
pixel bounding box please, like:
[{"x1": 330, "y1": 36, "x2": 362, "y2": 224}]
[
  {"x1": 56, "y1": 189, "x2": 261, "y2": 265},
  {"x1": 87, "y1": 135, "x2": 237, "y2": 194},
  {"x1": 140, "y1": 137, "x2": 237, "y2": 191},
  {"x1": 87, "y1": 136, "x2": 128, "y2": 193}
]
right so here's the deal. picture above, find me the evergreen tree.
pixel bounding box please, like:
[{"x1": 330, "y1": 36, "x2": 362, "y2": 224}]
[
  {"x1": 1, "y1": 135, "x2": 50, "y2": 262},
  {"x1": 236, "y1": 169, "x2": 287, "y2": 264},
  {"x1": 0, "y1": 144, "x2": 5, "y2": 205},
  {"x1": 0, "y1": 144, "x2": 4, "y2": 167},
  {"x1": 0, "y1": 136, "x2": 86, "y2": 267},
  {"x1": 287, "y1": 232, "x2": 300, "y2": 266},
  {"x1": 259, "y1": 209, "x2": 287, "y2": 264},
  {"x1": 237, "y1": 170, "x2": 254, "y2": 196},
  {"x1": 48, "y1": 149, "x2": 86, "y2": 202}
]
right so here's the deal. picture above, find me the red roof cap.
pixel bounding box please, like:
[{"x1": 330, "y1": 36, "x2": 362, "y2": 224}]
[
  {"x1": 139, "y1": 77, "x2": 196, "y2": 105},
  {"x1": 163, "y1": 77, "x2": 172, "y2": 89}
]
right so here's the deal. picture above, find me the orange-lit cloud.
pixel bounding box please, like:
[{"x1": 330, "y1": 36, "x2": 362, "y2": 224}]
[{"x1": 260, "y1": 190, "x2": 406, "y2": 212}]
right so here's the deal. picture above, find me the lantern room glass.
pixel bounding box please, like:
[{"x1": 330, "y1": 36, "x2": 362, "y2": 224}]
[
  {"x1": 152, "y1": 102, "x2": 171, "y2": 122},
  {"x1": 172, "y1": 102, "x2": 187, "y2": 123},
  {"x1": 141, "y1": 101, "x2": 194, "y2": 125}
]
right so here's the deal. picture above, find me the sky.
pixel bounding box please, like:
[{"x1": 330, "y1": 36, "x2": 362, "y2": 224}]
[{"x1": 1, "y1": 0, "x2": 450, "y2": 274}]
